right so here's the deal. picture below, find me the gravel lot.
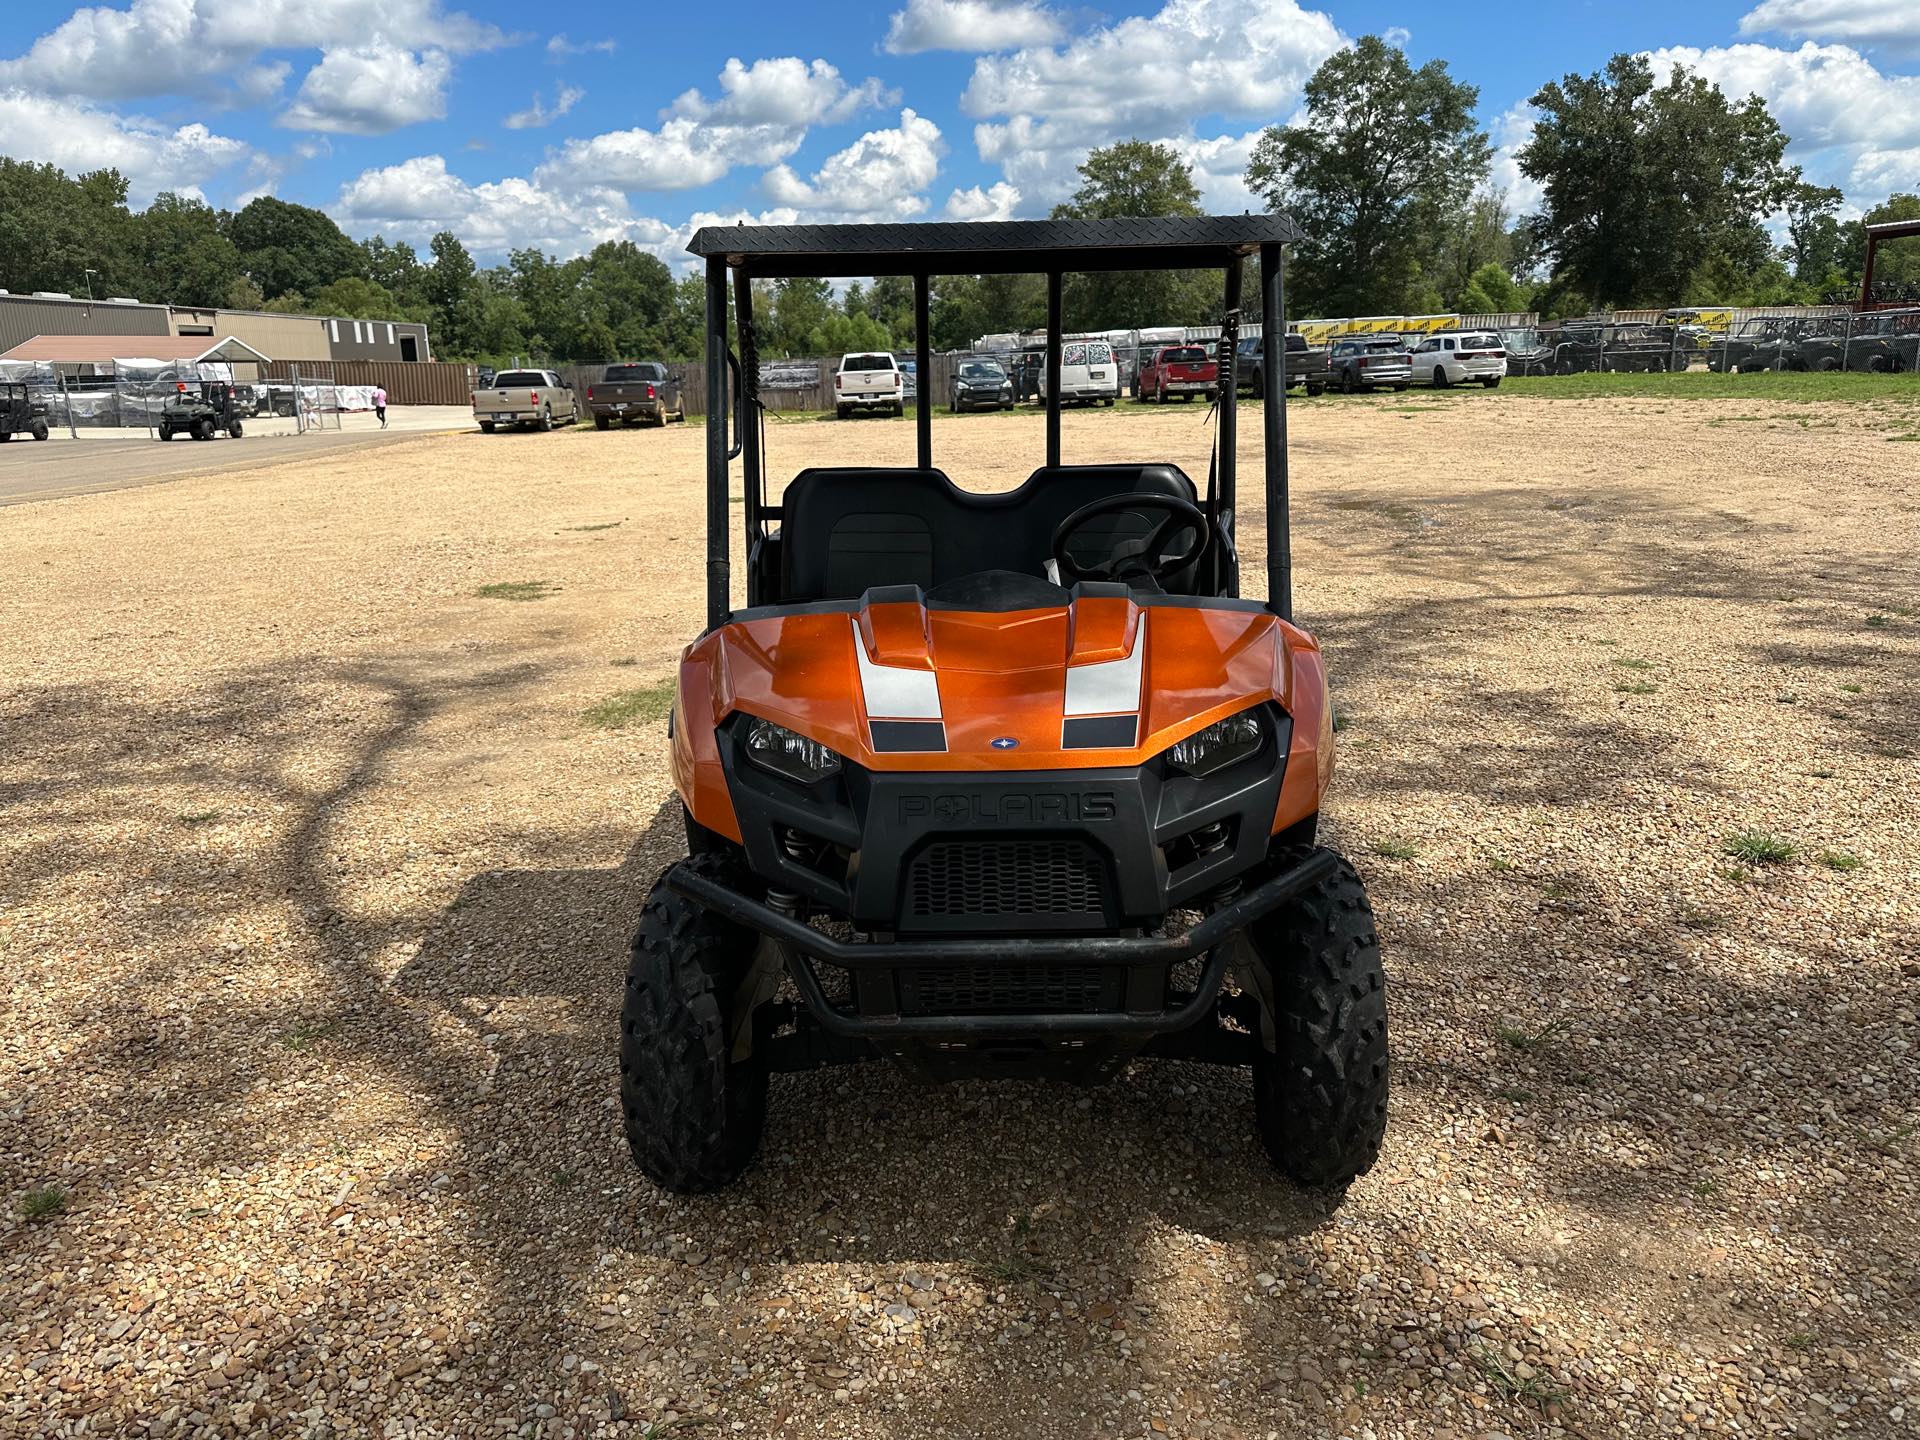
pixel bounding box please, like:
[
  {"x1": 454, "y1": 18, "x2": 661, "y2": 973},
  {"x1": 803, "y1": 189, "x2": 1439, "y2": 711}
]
[{"x1": 3, "y1": 391, "x2": 1917, "y2": 1438}]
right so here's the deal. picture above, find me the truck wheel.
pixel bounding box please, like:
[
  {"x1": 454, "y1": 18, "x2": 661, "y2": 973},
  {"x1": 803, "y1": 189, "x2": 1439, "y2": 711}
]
[
  {"x1": 31, "y1": 420, "x2": 50, "y2": 441},
  {"x1": 1305, "y1": 383, "x2": 1324, "y2": 397},
  {"x1": 1481, "y1": 377, "x2": 1500, "y2": 389},
  {"x1": 595, "y1": 415, "x2": 610, "y2": 431},
  {"x1": 480, "y1": 421, "x2": 495, "y2": 433},
  {"x1": 1247, "y1": 848, "x2": 1388, "y2": 1189},
  {"x1": 837, "y1": 404, "x2": 850, "y2": 419},
  {"x1": 1251, "y1": 372, "x2": 1265, "y2": 400},
  {"x1": 540, "y1": 405, "x2": 554, "y2": 432},
  {"x1": 620, "y1": 853, "x2": 770, "y2": 1193}
]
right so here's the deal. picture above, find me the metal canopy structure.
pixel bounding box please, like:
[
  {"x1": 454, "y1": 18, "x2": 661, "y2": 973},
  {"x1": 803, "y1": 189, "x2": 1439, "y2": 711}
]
[
  {"x1": 1861, "y1": 218, "x2": 1920, "y2": 312},
  {"x1": 692, "y1": 215, "x2": 1301, "y2": 632}
]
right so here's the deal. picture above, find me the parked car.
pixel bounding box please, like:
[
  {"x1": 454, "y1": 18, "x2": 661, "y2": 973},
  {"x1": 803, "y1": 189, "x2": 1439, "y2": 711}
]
[
  {"x1": 948, "y1": 356, "x2": 1015, "y2": 411},
  {"x1": 1137, "y1": 343, "x2": 1217, "y2": 403},
  {"x1": 835, "y1": 352, "x2": 904, "y2": 418},
  {"x1": 1327, "y1": 335, "x2": 1412, "y2": 392},
  {"x1": 899, "y1": 358, "x2": 919, "y2": 404},
  {"x1": 473, "y1": 368, "x2": 579, "y2": 432},
  {"x1": 1409, "y1": 331, "x2": 1508, "y2": 389},
  {"x1": 1039, "y1": 340, "x2": 1119, "y2": 406},
  {"x1": 1235, "y1": 334, "x2": 1327, "y2": 397},
  {"x1": 586, "y1": 361, "x2": 684, "y2": 429}
]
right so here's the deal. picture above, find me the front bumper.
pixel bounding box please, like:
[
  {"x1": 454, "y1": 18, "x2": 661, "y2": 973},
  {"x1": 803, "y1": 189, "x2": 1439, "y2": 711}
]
[
  {"x1": 670, "y1": 847, "x2": 1337, "y2": 1040},
  {"x1": 955, "y1": 388, "x2": 1012, "y2": 409}
]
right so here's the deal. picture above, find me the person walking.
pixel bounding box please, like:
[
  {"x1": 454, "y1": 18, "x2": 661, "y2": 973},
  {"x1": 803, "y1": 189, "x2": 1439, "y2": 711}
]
[{"x1": 372, "y1": 384, "x2": 388, "y2": 428}]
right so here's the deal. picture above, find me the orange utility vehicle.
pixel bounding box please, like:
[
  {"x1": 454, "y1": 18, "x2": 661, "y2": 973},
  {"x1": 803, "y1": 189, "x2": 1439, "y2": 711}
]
[{"x1": 622, "y1": 218, "x2": 1387, "y2": 1193}]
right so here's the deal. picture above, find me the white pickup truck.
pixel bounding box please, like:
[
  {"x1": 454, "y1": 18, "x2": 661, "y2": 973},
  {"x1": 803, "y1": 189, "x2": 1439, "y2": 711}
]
[
  {"x1": 473, "y1": 368, "x2": 580, "y2": 433},
  {"x1": 834, "y1": 352, "x2": 904, "y2": 419}
]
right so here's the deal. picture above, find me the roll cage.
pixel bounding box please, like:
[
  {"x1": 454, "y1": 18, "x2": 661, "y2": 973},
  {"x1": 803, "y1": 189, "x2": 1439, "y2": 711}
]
[{"x1": 684, "y1": 216, "x2": 1302, "y2": 632}]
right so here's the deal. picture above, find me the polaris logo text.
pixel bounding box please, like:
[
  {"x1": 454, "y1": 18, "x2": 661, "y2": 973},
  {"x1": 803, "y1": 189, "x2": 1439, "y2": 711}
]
[{"x1": 898, "y1": 792, "x2": 1118, "y2": 824}]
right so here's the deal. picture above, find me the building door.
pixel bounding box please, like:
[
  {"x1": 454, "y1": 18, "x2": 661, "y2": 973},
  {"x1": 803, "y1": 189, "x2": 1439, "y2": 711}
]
[{"x1": 400, "y1": 335, "x2": 419, "y2": 362}]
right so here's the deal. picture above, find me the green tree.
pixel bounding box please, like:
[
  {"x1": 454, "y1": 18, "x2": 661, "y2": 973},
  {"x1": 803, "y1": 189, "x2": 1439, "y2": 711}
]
[
  {"x1": 1517, "y1": 53, "x2": 1793, "y2": 307},
  {"x1": 769, "y1": 277, "x2": 835, "y2": 356},
  {"x1": 224, "y1": 274, "x2": 266, "y2": 310},
  {"x1": 424, "y1": 231, "x2": 479, "y2": 356},
  {"x1": 809, "y1": 311, "x2": 892, "y2": 355},
  {"x1": 1247, "y1": 35, "x2": 1489, "y2": 316},
  {"x1": 844, "y1": 274, "x2": 915, "y2": 348},
  {"x1": 361, "y1": 236, "x2": 426, "y2": 309},
  {"x1": 308, "y1": 275, "x2": 405, "y2": 320},
  {"x1": 127, "y1": 193, "x2": 241, "y2": 308},
  {"x1": 1431, "y1": 193, "x2": 1512, "y2": 306},
  {"x1": 227, "y1": 195, "x2": 363, "y2": 299},
  {"x1": 1051, "y1": 140, "x2": 1217, "y2": 330},
  {"x1": 0, "y1": 159, "x2": 135, "y2": 297},
  {"x1": 1782, "y1": 180, "x2": 1844, "y2": 284},
  {"x1": 578, "y1": 240, "x2": 675, "y2": 358},
  {"x1": 1456, "y1": 261, "x2": 1522, "y2": 316}
]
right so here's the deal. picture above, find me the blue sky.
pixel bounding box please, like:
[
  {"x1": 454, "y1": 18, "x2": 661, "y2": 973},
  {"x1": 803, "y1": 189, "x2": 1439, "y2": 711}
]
[{"x1": 2, "y1": 0, "x2": 1915, "y2": 268}]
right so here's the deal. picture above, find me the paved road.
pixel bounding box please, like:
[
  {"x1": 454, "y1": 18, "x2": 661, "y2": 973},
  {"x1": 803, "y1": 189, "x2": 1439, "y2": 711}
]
[{"x1": 0, "y1": 426, "x2": 459, "y2": 508}]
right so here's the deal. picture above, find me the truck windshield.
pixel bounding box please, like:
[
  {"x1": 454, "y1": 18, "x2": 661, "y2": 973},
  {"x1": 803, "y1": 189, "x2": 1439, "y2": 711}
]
[
  {"x1": 494, "y1": 371, "x2": 545, "y2": 387},
  {"x1": 959, "y1": 361, "x2": 1005, "y2": 380}
]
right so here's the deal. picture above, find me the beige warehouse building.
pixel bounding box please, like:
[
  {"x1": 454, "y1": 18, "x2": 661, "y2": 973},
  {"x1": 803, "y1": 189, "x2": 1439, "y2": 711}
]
[{"x1": 0, "y1": 291, "x2": 431, "y2": 363}]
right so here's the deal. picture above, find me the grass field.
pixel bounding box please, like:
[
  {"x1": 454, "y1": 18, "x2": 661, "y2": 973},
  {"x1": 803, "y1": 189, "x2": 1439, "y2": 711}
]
[{"x1": 1499, "y1": 368, "x2": 1920, "y2": 402}]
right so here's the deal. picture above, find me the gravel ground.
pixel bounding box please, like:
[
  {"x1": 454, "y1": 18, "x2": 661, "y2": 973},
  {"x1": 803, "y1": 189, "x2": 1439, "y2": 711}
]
[{"x1": 2, "y1": 390, "x2": 1917, "y2": 1439}]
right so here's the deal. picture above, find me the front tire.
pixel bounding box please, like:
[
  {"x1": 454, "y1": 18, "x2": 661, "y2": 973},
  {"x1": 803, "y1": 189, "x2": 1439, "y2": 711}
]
[
  {"x1": 228, "y1": 420, "x2": 243, "y2": 438},
  {"x1": 31, "y1": 419, "x2": 49, "y2": 441},
  {"x1": 1247, "y1": 849, "x2": 1389, "y2": 1189},
  {"x1": 620, "y1": 854, "x2": 770, "y2": 1193}
]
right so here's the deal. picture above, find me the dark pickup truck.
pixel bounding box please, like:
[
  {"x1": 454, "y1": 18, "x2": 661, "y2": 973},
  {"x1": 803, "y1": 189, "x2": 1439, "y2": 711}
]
[
  {"x1": 1235, "y1": 333, "x2": 1327, "y2": 397},
  {"x1": 586, "y1": 362, "x2": 684, "y2": 429}
]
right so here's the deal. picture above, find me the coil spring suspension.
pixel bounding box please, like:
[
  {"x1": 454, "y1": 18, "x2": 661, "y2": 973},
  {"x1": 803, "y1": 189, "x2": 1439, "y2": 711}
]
[
  {"x1": 765, "y1": 826, "x2": 811, "y2": 918},
  {"x1": 1191, "y1": 820, "x2": 1241, "y2": 905}
]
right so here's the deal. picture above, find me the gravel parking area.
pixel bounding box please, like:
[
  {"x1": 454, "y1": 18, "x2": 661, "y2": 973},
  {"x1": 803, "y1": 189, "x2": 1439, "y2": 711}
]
[{"x1": 3, "y1": 391, "x2": 1917, "y2": 1438}]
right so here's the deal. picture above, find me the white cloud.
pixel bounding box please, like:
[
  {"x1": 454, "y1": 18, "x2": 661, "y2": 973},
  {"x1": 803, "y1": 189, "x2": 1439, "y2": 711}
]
[
  {"x1": 1382, "y1": 26, "x2": 1411, "y2": 49},
  {"x1": 1739, "y1": 0, "x2": 1920, "y2": 59},
  {"x1": 1487, "y1": 101, "x2": 1543, "y2": 215},
  {"x1": 884, "y1": 0, "x2": 1064, "y2": 55},
  {"x1": 0, "y1": 0, "x2": 504, "y2": 105},
  {"x1": 537, "y1": 56, "x2": 893, "y2": 194},
  {"x1": 0, "y1": 86, "x2": 252, "y2": 205},
  {"x1": 963, "y1": 0, "x2": 1346, "y2": 211},
  {"x1": 1647, "y1": 42, "x2": 1920, "y2": 204},
  {"x1": 763, "y1": 110, "x2": 945, "y2": 218},
  {"x1": 279, "y1": 44, "x2": 453, "y2": 134},
  {"x1": 334, "y1": 154, "x2": 805, "y2": 267},
  {"x1": 547, "y1": 33, "x2": 617, "y2": 59},
  {"x1": 504, "y1": 84, "x2": 584, "y2": 129},
  {"x1": 945, "y1": 181, "x2": 1022, "y2": 220}
]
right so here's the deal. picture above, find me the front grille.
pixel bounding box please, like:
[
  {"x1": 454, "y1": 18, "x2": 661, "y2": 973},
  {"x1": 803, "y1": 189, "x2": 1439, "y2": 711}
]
[
  {"x1": 898, "y1": 964, "x2": 1121, "y2": 1016},
  {"x1": 905, "y1": 839, "x2": 1106, "y2": 925}
]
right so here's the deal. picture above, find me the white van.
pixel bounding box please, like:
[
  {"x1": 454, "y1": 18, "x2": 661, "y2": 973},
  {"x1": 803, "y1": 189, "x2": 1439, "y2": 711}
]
[
  {"x1": 1039, "y1": 339, "x2": 1119, "y2": 406},
  {"x1": 1408, "y1": 331, "x2": 1508, "y2": 389}
]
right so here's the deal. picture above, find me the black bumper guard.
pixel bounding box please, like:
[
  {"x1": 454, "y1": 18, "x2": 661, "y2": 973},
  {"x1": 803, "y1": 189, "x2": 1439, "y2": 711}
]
[{"x1": 666, "y1": 846, "x2": 1337, "y2": 1039}]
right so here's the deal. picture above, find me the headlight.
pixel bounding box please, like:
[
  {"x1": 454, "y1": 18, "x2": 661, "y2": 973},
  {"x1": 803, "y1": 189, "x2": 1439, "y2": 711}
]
[
  {"x1": 744, "y1": 717, "x2": 842, "y2": 784},
  {"x1": 1166, "y1": 710, "x2": 1264, "y2": 777}
]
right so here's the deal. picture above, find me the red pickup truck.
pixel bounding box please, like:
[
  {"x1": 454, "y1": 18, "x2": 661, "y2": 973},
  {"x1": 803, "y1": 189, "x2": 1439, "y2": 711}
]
[{"x1": 1137, "y1": 343, "x2": 1218, "y2": 403}]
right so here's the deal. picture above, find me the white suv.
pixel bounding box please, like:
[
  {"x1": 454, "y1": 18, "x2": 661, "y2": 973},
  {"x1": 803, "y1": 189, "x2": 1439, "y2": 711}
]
[{"x1": 1409, "y1": 331, "x2": 1508, "y2": 389}]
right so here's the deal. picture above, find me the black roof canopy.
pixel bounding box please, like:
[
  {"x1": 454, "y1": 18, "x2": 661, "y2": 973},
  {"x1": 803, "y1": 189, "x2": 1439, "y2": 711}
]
[{"x1": 687, "y1": 215, "x2": 1301, "y2": 278}]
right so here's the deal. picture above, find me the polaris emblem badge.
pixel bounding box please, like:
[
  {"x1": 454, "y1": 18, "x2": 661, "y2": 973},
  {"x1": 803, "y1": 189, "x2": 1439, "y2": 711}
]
[{"x1": 991, "y1": 736, "x2": 1019, "y2": 750}]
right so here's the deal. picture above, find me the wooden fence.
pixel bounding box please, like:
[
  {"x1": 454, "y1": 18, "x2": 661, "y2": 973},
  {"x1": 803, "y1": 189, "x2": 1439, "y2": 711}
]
[{"x1": 263, "y1": 359, "x2": 479, "y2": 406}]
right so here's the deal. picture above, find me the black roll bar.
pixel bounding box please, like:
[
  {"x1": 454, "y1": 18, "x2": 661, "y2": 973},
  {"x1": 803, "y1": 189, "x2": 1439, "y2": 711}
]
[
  {"x1": 913, "y1": 273, "x2": 932, "y2": 470},
  {"x1": 1045, "y1": 271, "x2": 1062, "y2": 469},
  {"x1": 704, "y1": 258, "x2": 731, "y2": 631},
  {"x1": 1218, "y1": 256, "x2": 1241, "y2": 584},
  {"x1": 1259, "y1": 242, "x2": 1291, "y2": 621}
]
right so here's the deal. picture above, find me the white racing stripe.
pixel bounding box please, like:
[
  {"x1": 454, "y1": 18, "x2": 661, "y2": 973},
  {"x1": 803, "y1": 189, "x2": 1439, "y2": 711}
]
[
  {"x1": 1064, "y1": 614, "x2": 1146, "y2": 717},
  {"x1": 850, "y1": 617, "x2": 942, "y2": 719}
]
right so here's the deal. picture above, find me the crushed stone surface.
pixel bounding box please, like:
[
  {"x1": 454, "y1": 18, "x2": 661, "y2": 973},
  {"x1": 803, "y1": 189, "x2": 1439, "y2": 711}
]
[{"x1": 2, "y1": 392, "x2": 1917, "y2": 1438}]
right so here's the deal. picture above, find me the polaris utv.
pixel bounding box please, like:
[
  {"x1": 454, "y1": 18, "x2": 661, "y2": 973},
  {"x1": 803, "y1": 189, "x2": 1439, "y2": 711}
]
[
  {"x1": 0, "y1": 381, "x2": 51, "y2": 442},
  {"x1": 623, "y1": 217, "x2": 1388, "y2": 1194},
  {"x1": 158, "y1": 380, "x2": 244, "y2": 441}
]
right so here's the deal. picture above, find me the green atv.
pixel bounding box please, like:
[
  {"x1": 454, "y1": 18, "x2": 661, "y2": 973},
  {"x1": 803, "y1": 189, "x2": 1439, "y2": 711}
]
[
  {"x1": 158, "y1": 380, "x2": 245, "y2": 441},
  {"x1": 0, "y1": 381, "x2": 51, "y2": 442}
]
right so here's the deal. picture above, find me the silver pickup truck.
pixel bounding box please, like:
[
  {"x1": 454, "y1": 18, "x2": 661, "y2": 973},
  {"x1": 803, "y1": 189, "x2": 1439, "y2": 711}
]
[{"x1": 473, "y1": 368, "x2": 580, "y2": 432}]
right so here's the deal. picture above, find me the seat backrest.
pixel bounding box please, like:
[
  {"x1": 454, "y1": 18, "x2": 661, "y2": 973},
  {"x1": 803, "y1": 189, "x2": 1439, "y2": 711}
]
[{"x1": 778, "y1": 463, "x2": 1199, "y2": 603}]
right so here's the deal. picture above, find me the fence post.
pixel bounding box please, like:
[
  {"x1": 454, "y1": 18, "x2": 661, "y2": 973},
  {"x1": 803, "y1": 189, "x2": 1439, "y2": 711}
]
[
  {"x1": 293, "y1": 365, "x2": 304, "y2": 434},
  {"x1": 1841, "y1": 313, "x2": 1853, "y2": 372},
  {"x1": 59, "y1": 373, "x2": 78, "y2": 440},
  {"x1": 144, "y1": 381, "x2": 152, "y2": 440}
]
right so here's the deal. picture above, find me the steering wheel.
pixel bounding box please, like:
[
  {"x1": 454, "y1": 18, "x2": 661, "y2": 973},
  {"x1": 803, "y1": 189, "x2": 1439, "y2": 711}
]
[{"x1": 1050, "y1": 493, "x2": 1212, "y2": 589}]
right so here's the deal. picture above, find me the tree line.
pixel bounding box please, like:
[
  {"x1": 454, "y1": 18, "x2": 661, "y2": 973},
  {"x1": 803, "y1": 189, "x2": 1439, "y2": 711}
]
[{"x1": 3, "y1": 36, "x2": 1916, "y2": 363}]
